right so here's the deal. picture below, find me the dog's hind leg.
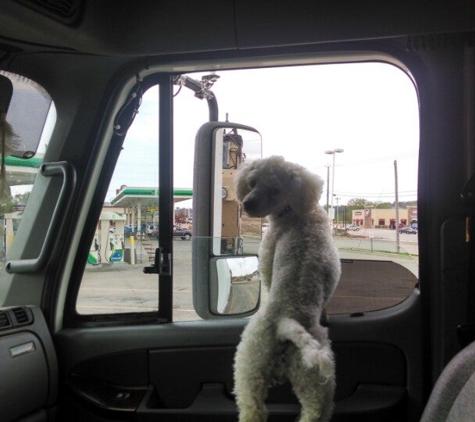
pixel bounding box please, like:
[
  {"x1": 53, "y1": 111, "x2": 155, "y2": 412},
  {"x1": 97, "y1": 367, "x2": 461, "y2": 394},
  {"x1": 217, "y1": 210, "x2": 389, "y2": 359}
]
[
  {"x1": 287, "y1": 361, "x2": 335, "y2": 422},
  {"x1": 276, "y1": 318, "x2": 333, "y2": 376},
  {"x1": 234, "y1": 316, "x2": 275, "y2": 422},
  {"x1": 278, "y1": 318, "x2": 335, "y2": 421}
]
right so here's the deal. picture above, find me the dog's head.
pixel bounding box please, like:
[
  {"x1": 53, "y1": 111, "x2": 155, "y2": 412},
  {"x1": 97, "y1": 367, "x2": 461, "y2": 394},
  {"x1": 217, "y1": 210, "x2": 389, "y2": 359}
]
[{"x1": 234, "y1": 155, "x2": 323, "y2": 218}]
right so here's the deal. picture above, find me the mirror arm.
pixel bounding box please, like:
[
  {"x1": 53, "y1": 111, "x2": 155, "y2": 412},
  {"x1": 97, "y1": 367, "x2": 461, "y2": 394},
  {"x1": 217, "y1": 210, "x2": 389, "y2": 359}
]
[{"x1": 173, "y1": 74, "x2": 219, "y2": 121}]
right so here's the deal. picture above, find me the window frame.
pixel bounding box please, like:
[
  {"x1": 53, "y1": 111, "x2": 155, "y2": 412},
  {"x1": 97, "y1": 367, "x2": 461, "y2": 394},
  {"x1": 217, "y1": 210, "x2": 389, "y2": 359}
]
[
  {"x1": 63, "y1": 57, "x2": 421, "y2": 326},
  {"x1": 156, "y1": 74, "x2": 174, "y2": 322},
  {"x1": 63, "y1": 74, "x2": 176, "y2": 326}
]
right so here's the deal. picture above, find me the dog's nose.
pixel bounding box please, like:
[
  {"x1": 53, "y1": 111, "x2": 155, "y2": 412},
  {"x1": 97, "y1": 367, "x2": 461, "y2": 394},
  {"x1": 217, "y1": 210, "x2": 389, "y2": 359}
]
[{"x1": 243, "y1": 199, "x2": 257, "y2": 213}]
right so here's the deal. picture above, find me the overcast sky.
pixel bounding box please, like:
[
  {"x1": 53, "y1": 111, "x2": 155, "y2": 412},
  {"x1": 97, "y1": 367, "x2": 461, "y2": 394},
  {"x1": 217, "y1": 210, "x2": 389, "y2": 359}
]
[{"x1": 108, "y1": 62, "x2": 419, "y2": 207}]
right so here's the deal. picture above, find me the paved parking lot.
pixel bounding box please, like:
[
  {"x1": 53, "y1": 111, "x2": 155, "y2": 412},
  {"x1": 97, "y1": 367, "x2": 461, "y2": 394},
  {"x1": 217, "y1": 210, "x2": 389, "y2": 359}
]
[{"x1": 77, "y1": 231, "x2": 419, "y2": 321}]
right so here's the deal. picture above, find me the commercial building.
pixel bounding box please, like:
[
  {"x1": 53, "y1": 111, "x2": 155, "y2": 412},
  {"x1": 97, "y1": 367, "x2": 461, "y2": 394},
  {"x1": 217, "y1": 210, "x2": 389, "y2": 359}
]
[{"x1": 352, "y1": 206, "x2": 417, "y2": 229}]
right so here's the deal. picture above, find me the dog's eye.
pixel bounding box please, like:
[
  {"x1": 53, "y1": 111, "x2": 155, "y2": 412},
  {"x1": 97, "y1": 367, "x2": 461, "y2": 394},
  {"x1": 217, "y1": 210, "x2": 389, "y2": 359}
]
[
  {"x1": 249, "y1": 180, "x2": 256, "y2": 188},
  {"x1": 271, "y1": 188, "x2": 281, "y2": 196}
]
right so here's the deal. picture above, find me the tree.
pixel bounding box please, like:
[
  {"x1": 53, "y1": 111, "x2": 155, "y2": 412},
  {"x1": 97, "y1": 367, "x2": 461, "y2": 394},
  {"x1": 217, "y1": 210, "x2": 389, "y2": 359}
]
[
  {"x1": 175, "y1": 208, "x2": 189, "y2": 224},
  {"x1": 347, "y1": 198, "x2": 374, "y2": 208},
  {"x1": 0, "y1": 197, "x2": 14, "y2": 216},
  {"x1": 374, "y1": 202, "x2": 392, "y2": 209},
  {"x1": 14, "y1": 191, "x2": 30, "y2": 206},
  {"x1": 0, "y1": 191, "x2": 32, "y2": 216}
]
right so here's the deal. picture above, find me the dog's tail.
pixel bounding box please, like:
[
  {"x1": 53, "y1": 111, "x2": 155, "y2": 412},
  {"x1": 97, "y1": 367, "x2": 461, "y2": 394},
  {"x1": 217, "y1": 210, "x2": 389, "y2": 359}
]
[{"x1": 276, "y1": 317, "x2": 334, "y2": 382}]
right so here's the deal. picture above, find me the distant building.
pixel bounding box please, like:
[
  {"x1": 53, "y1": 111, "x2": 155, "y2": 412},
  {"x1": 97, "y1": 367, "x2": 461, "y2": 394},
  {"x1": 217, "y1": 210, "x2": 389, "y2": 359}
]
[
  {"x1": 352, "y1": 207, "x2": 417, "y2": 229},
  {"x1": 175, "y1": 207, "x2": 192, "y2": 219}
]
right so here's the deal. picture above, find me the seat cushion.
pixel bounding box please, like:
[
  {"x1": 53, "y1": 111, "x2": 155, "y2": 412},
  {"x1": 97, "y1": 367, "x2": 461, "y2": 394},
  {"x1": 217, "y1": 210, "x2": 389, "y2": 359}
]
[
  {"x1": 420, "y1": 341, "x2": 475, "y2": 422},
  {"x1": 446, "y1": 371, "x2": 475, "y2": 421}
]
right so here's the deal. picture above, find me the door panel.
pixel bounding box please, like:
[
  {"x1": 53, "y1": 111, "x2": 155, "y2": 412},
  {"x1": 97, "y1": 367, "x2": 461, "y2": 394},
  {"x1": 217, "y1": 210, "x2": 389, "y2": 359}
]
[{"x1": 56, "y1": 289, "x2": 422, "y2": 421}]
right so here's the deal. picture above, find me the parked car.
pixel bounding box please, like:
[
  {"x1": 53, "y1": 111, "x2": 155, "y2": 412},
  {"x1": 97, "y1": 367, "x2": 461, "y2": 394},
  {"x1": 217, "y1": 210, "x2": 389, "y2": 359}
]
[
  {"x1": 150, "y1": 226, "x2": 159, "y2": 237},
  {"x1": 174, "y1": 225, "x2": 192, "y2": 240},
  {"x1": 125, "y1": 224, "x2": 150, "y2": 233},
  {"x1": 399, "y1": 226, "x2": 418, "y2": 234},
  {"x1": 346, "y1": 224, "x2": 360, "y2": 231}
]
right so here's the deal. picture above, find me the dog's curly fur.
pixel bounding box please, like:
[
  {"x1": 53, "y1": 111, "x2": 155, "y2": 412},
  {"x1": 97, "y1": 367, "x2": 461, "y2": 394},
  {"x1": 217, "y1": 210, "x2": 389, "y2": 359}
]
[{"x1": 233, "y1": 156, "x2": 341, "y2": 422}]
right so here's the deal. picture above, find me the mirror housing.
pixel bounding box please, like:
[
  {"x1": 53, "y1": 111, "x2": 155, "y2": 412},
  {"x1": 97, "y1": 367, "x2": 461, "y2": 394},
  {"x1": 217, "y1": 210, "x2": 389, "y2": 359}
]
[{"x1": 192, "y1": 122, "x2": 262, "y2": 319}]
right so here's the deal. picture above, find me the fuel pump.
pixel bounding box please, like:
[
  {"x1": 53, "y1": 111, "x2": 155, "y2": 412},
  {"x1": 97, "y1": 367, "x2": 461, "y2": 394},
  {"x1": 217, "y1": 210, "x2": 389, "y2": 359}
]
[
  {"x1": 106, "y1": 214, "x2": 125, "y2": 263},
  {"x1": 88, "y1": 211, "x2": 126, "y2": 265},
  {"x1": 87, "y1": 229, "x2": 101, "y2": 265}
]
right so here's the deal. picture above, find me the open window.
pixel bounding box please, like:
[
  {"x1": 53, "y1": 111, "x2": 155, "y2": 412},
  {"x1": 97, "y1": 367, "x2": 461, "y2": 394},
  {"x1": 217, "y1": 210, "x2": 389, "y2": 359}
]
[
  {"x1": 72, "y1": 62, "x2": 419, "y2": 322},
  {"x1": 76, "y1": 85, "x2": 160, "y2": 315},
  {"x1": 190, "y1": 63, "x2": 419, "y2": 320}
]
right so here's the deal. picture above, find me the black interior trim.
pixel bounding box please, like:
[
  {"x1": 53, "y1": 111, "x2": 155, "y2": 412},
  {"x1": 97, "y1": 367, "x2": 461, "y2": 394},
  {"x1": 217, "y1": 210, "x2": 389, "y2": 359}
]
[{"x1": 68, "y1": 373, "x2": 147, "y2": 413}]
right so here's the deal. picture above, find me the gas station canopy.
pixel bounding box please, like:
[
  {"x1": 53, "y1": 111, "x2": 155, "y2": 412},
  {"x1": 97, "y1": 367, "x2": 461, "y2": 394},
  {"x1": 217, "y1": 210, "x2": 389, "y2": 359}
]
[
  {"x1": 1, "y1": 155, "x2": 43, "y2": 186},
  {"x1": 100, "y1": 211, "x2": 126, "y2": 221},
  {"x1": 110, "y1": 186, "x2": 193, "y2": 208}
]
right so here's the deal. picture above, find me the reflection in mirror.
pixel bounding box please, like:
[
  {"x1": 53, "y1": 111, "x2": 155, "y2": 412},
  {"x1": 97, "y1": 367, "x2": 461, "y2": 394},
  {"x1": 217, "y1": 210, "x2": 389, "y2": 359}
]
[
  {"x1": 211, "y1": 256, "x2": 260, "y2": 315},
  {"x1": 212, "y1": 128, "x2": 262, "y2": 256}
]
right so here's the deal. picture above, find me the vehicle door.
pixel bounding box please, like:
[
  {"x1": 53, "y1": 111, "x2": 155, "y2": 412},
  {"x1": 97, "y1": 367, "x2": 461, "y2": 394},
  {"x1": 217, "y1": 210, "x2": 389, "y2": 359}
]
[{"x1": 52, "y1": 62, "x2": 425, "y2": 422}]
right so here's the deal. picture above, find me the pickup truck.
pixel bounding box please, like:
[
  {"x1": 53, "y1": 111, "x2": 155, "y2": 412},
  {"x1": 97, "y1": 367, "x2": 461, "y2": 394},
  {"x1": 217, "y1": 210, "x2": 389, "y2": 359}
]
[
  {"x1": 150, "y1": 225, "x2": 192, "y2": 240},
  {"x1": 173, "y1": 225, "x2": 192, "y2": 240}
]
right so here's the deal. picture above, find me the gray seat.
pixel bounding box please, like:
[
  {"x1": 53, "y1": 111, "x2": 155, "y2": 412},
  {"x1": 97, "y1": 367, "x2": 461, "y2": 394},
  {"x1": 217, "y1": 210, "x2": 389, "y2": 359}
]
[{"x1": 420, "y1": 340, "x2": 475, "y2": 422}]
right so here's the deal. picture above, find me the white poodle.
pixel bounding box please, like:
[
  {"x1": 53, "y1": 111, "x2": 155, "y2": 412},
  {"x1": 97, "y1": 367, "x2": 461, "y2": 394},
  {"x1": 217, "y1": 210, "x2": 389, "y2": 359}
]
[{"x1": 233, "y1": 156, "x2": 341, "y2": 422}]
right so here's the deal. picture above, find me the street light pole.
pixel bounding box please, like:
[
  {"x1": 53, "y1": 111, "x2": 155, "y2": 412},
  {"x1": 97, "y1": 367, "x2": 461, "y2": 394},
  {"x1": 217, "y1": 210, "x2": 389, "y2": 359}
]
[
  {"x1": 325, "y1": 148, "x2": 344, "y2": 223},
  {"x1": 326, "y1": 165, "x2": 330, "y2": 214}
]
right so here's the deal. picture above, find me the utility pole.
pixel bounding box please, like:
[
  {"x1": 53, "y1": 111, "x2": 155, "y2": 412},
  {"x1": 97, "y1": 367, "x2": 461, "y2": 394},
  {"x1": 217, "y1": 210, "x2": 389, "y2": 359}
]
[
  {"x1": 325, "y1": 149, "x2": 344, "y2": 221},
  {"x1": 394, "y1": 160, "x2": 400, "y2": 253},
  {"x1": 326, "y1": 165, "x2": 330, "y2": 216}
]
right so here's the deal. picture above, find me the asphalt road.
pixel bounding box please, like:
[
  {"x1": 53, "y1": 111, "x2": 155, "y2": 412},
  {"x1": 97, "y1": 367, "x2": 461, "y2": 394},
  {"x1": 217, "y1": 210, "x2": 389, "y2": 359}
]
[{"x1": 77, "y1": 230, "x2": 419, "y2": 321}]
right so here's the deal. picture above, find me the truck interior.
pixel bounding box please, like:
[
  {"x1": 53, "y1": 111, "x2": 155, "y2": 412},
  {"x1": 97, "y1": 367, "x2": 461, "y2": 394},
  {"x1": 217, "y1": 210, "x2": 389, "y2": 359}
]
[{"x1": 0, "y1": 1, "x2": 475, "y2": 421}]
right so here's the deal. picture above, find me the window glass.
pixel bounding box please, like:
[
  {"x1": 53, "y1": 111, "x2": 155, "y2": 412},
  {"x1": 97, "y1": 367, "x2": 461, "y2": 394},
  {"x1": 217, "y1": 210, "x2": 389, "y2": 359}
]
[
  {"x1": 76, "y1": 86, "x2": 159, "y2": 315},
  {"x1": 173, "y1": 63, "x2": 419, "y2": 320},
  {"x1": 0, "y1": 71, "x2": 55, "y2": 264},
  {"x1": 75, "y1": 62, "x2": 419, "y2": 319}
]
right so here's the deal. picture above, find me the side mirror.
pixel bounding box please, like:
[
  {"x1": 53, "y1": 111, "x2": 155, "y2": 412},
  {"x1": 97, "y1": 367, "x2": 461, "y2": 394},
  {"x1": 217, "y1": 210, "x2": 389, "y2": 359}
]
[
  {"x1": 192, "y1": 122, "x2": 262, "y2": 319},
  {"x1": 211, "y1": 256, "x2": 260, "y2": 315}
]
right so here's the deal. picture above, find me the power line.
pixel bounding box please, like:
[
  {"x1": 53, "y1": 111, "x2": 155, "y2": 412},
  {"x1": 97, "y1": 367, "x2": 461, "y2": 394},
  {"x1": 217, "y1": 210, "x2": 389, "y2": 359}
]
[
  {"x1": 333, "y1": 151, "x2": 418, "y2": 168},
  {"x1": 335, "y1": 190, "x2": 417, "y2": 197}
]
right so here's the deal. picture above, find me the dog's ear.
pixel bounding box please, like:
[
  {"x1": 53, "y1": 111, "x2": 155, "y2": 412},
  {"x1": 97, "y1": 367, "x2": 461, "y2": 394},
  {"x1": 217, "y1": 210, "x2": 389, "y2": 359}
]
[
  {"x1": 288, "y1": 167, "x2": 324, "y2": 216},
  {"x1": 234, "y1": 160, "x2": 256, "y2": 203}
]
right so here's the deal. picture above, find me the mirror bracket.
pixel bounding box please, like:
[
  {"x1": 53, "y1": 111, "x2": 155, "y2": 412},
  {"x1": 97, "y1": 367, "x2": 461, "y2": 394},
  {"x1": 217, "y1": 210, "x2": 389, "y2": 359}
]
[{"x1": 143, "y1": 247, "x2": 171, "y2": 275}]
